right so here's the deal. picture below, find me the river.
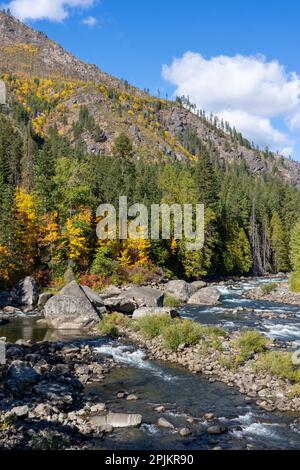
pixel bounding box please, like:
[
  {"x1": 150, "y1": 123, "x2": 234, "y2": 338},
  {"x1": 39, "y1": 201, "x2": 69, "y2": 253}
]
[{"x1": 1, "y1": 277, "x2": 300, "y2": 450}]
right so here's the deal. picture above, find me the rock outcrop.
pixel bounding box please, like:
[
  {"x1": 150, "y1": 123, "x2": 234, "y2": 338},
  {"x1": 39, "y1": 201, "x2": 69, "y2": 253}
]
[{"x1": 44, "y1": 281, "x2": 101, "y2": 330}]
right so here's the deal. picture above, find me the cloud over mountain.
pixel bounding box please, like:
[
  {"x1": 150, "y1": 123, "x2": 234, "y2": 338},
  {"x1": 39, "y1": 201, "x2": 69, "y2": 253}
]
[
  {"x1": 5, "y1": 0, "x2": 95, "y2": 22},
  {"x1": 163, "y1": 52, "x2": 300, "y2": 153}
]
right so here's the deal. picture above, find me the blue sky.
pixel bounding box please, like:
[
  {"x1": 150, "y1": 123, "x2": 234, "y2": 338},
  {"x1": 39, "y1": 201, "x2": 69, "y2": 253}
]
[{"x1": 5, "y1": 0, "x2": 300, "y2": 160}]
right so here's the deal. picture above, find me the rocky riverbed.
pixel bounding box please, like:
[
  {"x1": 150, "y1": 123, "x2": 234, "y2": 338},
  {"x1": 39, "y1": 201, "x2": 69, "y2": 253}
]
[
  {"x1": 2, "y1": 275, "x2": 300, "y2": 450},
  {"x1": 244, "y1": 281, "x2": 300, "y2": 306},
  {"x1": 118, "y1": 326, "x2": 300, "y2": 414},
  {"x1": 0, "y1": 339, "x2": 124, "y2": 449}
]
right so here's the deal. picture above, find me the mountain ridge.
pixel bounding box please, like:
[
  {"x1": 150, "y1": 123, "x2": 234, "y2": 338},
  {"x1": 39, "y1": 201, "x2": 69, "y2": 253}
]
[{"x1": 1, "y1": 9, "x2": 300, "y2": 186}]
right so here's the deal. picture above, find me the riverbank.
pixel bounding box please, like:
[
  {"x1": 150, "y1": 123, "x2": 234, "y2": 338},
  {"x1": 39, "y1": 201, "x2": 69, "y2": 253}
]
[
  {"x1": 100, "y1": 314, "x2": 300, "y2": 415},
  {"x1": 244, "y1": 281, "x2": 300, "y2": 306},
  {"x1": 0, "y1": 339, "x2": 131, "y2": 449}
]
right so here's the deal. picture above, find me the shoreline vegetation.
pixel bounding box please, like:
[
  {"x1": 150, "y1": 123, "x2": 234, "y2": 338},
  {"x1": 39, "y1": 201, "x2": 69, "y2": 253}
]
[{"x1": 96, "y1": 311, "x2": 300, "y2": 414}]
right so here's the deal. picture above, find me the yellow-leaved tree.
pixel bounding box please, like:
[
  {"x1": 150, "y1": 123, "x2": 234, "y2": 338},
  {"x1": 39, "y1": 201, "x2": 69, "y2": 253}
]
[
  {"x1": 57, "y1": 208, "x2": 94, "y2": 270},
  {"x1": 13, "y1": 188, "x2": 39, "y2": 276}
]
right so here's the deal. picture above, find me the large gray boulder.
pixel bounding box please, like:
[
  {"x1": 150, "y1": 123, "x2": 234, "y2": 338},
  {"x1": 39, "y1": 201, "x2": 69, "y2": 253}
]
[
  {"x1": 187, "y1": 287, "x2": 220, "y2": 306},
  {"x1": 191, "y1": 280, "x2": 207, "y2": 290},
  {"x1": 165, "y1": 280, "x2": 198, "y2": 303},
  {"x1": 81, "y1": 285, "x2": 106, "y2": 314},
  {"x1": 12, "y1": 276, "x2": 39, "y2": 307},
  {"x1": 104, "y1": 296, "x2": 136, "y2": 315},
  {"x1": 44, "y1": 281, "x2": 100, "y2": 330},
  {"x1": 99, "y1": 285, "x2": 122, "y2": 299},
  {"x1": 124, "y1": 286, "x2": 164, "y2": 307},
  {"x1": 132, "y1": 307, "x2": 179, "y2": 320},
  {"x1": 89, "y1": 413, "x2": 142, "y2": 429}
]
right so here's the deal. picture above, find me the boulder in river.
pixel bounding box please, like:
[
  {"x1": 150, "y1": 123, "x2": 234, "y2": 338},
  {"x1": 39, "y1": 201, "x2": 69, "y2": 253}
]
[
  {"x1": 11, "y1": 276, "x2": 39, "y2": 307},
  {"x1": 123, "y1": 286, "x2": 164, "y2": 307},
  {"x1": 165, "y1": 280, "x2": 198, "y2": 303},
  {"x1": 158, "y1": 417, "x2": 175, "y2": 429},
  {"x1": 187, "y1": 287, "x2": 220, "y2": 306},
  {"x1": 44, "y1": 281, "x2": 101, "y2": 330},
  {"x1": 132, "y1": 307, "x2": 179, "y2": 319},
  {"x1": 89, "y1": 412, "x2": 142, "y2": 429}
]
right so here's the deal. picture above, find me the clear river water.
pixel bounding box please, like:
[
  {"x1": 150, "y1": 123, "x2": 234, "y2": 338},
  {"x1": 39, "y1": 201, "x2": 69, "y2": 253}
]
[{"x1": 1, "y1": 277, "x2": 300, "y2": 450}]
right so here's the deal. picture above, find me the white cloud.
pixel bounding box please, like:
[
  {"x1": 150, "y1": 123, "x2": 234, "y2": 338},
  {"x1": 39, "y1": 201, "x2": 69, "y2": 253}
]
[
  {"x1": 219, "y1": 110, "x2": 287, "y2": 147},
  {"x1": 281, "y1": 146, "x2": 294, "y2": 158},
  {"x1": 289, "y1": 111, "x2": 300, "y2": 131},
  {"x1": 163, "y1": 52, "x2": 300, "y2": 151},
  {"x1": 82, "y1": 15, "x2": 97, "y2": 26},
  {"x1": 6, "y1": 0, "x2": 95, "y2": 22}
]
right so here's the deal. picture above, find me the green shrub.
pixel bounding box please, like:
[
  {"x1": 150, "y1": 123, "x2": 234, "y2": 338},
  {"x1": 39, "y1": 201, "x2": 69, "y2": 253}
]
[
  {"x1": 162, "y1": 319, "x2": 202, "y2": 351},
  {"x1": 137, "y1": 314, "x2": 173, "y2": 339},
  {"x1": 260, "y1": 283, "x2": 278, "y2": 295},
  {"x1": 289, "y1": 272, "x2": 300, "y2": 293},
  {"x1": 162, "y1": 323, "x2": 183, "y2": 351},
  {"x1": 163, "y1": 295, "x2": 182, "y2": 308},
  {"x1": 98, "y1": 313, "x2": 130, "y2": 337},
  {"x1": 130, "y1": 271, "x2": 147, "y2": 286},
  {"x1": 137, "y1": 315, "x2": 227, "y2": 352},
  {"x1": 31, "y1": 432, "x2": 71, "y2": 450},
  {"x1": 235, "y1": 330, "x2": 269, "y2": 363},
  {"x1": 254, "y1": 351, "x2": 300, "y2": 383},
  {"x1": 219, "y1": 354, "x2": 239, "y2": 370},
  {"x1": 90, "y1": 248, "x2": 119, "y2": 278},
  {"x1": 288, "y1": 384, "x2": 300, "y2": 398}
]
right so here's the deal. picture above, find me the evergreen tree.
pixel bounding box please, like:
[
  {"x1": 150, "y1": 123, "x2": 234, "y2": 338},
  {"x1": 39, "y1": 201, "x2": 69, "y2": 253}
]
[
  {"x1": 223, "y1": 222, "x2": 253, "y2": 275},
  {"x1": 290, "y1": 220, "x2": 300, "y2": 272},
  {"x1": 270, "y1": 212, "x2": 289, "y2": 272},
  {"x1": 112, "y1": 133, "x2": 134, "y2": 161}
]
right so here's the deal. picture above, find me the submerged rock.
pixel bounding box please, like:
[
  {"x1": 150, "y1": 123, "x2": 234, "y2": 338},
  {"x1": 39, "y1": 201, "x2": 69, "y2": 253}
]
[
  {"x1": 207, "y1": 424, "x2": 228, "y2": 435},
  {"x1": 157, "y1": 417, "x2": 174, "y2": 429},
  {"x1": 179, "y1": 427, "x2": 191, "y2": 437}
]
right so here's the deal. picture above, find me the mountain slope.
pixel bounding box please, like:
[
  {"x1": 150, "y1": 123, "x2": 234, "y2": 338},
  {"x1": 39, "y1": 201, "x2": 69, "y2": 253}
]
[{"x1": 1, "y1": 9, "x2": 300, "y2": 186}]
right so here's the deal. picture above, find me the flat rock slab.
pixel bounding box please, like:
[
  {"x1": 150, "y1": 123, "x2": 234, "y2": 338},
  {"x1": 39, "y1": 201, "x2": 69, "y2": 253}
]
[
  {"x1": 132, "y1": 307, "x2": 179, "y2": 319},
  {"x1": 89, "y1": 412, "x2": 142, "y2": 429}
]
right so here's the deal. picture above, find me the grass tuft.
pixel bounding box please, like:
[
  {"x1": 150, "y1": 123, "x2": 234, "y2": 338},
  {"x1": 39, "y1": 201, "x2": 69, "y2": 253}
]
[
  {"x1": 254, "y1": 351, "x2": 300, "y2": 383},
  {"x1": 260, "y1": 283, "x2": 278, "y2": 295}
]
